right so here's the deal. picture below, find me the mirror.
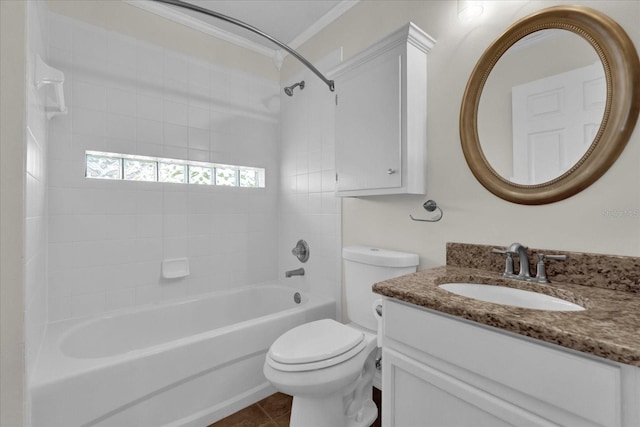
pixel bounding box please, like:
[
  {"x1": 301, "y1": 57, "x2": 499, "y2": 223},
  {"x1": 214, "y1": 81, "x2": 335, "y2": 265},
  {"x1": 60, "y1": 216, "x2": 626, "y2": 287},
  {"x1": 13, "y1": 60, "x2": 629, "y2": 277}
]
[
  {"x1": 460, "y1": 5, "x2": 640, "y2": 204},
  {"x1": 479, "y1": 29, "x2": 604, "y2": 185}
]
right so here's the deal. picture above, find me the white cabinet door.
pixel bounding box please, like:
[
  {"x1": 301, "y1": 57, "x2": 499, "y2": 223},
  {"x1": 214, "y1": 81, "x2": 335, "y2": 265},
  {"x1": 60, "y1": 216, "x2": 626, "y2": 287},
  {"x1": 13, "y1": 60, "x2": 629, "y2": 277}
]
[
  {"x1": 383, "y1": 348, "x2": 557, "y2": 427},
  {"x1": 331, "y1": 23, "x2": 433, "y2": 197},
  {"x1": 335, "y1": 51, "x2": 402, "y2": 192},
  {"x1": 382, "y1": 299, "x2": 633, "y2": 426}
]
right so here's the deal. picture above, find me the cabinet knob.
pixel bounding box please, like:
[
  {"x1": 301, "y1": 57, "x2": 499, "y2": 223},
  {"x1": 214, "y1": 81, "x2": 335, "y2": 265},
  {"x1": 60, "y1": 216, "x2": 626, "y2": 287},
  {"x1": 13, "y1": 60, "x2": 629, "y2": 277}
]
[{"x1": 387, "y1": 168, "x2": 396, "y2": 175}]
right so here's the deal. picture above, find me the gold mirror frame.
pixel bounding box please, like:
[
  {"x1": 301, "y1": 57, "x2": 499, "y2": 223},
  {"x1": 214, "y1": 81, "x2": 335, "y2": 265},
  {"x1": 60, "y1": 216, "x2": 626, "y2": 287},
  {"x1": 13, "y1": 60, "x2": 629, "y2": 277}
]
[{"x1": 460, "y1": 5, "x2": 640, "y2": 205}]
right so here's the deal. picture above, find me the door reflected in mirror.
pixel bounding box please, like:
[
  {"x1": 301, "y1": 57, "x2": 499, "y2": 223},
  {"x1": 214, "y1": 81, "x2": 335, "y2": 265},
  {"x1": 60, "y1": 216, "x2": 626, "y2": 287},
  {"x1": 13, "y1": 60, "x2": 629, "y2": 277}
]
[{"x1": 478, "y1": 29, "x2": 605, "y2": 185}]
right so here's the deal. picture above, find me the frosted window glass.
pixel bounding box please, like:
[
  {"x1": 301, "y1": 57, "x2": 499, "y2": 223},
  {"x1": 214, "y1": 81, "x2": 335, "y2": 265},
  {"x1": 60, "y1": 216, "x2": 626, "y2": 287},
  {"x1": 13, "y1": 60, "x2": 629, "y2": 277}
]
[
  {"x1": 239, "y1": 169, "x2": 258, "y2": 188},
  {"x1": 158, "y1": 162, "x2": 186, "y2": 183},
  {"x1": 189, "y1": 165, "x2": 213, "y2": 185},
  {"x1": 216, "y1": 167, "x2": 238, "y2": 186},
  {"x1": 85, "y1": 151, "x2": 264, "y2": 188},
  {"x1": 124, "y1": 159, "x2": 157, "y2": 181},
  {"x1": 86, "y1": 154, "x2": 122, "y2": 180}
]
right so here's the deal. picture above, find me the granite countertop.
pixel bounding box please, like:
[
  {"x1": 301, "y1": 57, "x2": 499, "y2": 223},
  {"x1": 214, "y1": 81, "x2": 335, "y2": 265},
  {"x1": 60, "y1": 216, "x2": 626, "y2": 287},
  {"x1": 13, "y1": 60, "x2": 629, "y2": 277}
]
[{"x1": 373, "y1": 265, "x2": 640, "y2": 367}]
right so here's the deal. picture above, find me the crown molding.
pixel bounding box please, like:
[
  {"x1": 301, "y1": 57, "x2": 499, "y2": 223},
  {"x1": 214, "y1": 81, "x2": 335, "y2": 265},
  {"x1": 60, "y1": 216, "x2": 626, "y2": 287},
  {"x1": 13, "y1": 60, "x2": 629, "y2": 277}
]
[
  {"x1": 288, "y1": 0, "x2": 359, "y2": 51},
  {"x1": 329, "y1": 22, "x2": 435, "y2": 77},
  {"x1": 273, "y1": 0, "x2": 357, "y2": 68},
  {"x1": 125, "y1": 0, "x2": 275, "y2": 57},
  {"x1": 127, "y1": 0, "x2": 359, "y2": 70}
]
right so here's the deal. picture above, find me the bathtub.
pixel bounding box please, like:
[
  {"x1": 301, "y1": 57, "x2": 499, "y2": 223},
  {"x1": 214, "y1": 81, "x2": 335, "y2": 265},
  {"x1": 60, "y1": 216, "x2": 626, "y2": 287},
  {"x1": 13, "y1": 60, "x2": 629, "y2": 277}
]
[{"x1": 31, "y1": 284, "x2": 335, "y2": 427}]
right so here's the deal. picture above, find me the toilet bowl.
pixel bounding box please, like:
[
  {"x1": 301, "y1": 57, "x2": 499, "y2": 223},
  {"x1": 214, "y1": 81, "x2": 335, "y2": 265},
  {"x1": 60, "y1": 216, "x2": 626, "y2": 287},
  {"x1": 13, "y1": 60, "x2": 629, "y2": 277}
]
[
  {"x1": 264, "y1": 319, "x2": 378, "y2": 427},
  {"x1": 264, "y1": 246, "x2": 419, "y2": 427}
]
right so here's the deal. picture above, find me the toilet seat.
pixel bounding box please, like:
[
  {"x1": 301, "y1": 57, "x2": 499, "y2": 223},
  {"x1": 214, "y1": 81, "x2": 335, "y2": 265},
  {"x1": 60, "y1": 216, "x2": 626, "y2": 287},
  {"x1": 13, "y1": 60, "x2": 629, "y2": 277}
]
[{"x1": 266, "y1": 319, "x2": 367, "y2": 372}]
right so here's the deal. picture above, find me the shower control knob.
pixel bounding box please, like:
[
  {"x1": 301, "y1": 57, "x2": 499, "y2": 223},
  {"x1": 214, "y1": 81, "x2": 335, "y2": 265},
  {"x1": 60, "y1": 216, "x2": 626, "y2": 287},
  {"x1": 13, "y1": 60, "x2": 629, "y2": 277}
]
[
  {"x1": 291, "y1": 239, "x2": 310, "y2": 263},
  {"x1": 386, "y1": 168, "x2": 396, "y2": 174}
]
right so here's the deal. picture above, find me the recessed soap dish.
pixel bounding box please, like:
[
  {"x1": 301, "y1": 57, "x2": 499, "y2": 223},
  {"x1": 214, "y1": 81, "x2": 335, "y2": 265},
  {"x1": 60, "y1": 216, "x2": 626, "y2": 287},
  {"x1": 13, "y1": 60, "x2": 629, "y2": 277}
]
[{"x1": 162, "y1": 258, "x2": 190, "y2": 279}]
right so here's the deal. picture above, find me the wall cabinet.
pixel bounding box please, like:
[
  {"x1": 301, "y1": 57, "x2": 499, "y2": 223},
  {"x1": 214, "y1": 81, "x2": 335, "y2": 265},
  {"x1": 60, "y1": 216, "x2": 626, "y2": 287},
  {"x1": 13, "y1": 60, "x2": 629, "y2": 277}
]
[
  {"x1": 331, "y1": 23, "x2": 435, "y2": 197},
  {"x1": 382, "y1": 298, "x2": 640, "y2": 427}
]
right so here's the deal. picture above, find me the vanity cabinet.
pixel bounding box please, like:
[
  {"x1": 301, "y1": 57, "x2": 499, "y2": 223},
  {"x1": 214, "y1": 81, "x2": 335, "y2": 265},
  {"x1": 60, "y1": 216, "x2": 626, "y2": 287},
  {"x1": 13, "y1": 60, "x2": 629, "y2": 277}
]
[
  {"x1": 381, "y1": 298, "x2": 640, "y2": 427},
  {"x1": 331, "y1": 23, "x2": 434, "y2": 197}
]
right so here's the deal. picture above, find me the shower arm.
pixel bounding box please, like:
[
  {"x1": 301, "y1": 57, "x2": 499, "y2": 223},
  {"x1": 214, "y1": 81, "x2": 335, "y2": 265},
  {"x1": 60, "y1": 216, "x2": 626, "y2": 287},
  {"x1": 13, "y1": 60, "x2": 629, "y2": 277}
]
[{"x1": 151, "y1": 0, "x2": 335, "y2": 92}]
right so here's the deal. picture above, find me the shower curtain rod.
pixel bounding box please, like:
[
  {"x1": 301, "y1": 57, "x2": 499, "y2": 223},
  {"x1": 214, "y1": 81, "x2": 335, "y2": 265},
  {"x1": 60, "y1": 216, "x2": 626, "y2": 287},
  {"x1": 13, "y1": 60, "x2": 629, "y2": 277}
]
[{"x1": 151, "y1": 0, "x2": 335, "y2": 92}]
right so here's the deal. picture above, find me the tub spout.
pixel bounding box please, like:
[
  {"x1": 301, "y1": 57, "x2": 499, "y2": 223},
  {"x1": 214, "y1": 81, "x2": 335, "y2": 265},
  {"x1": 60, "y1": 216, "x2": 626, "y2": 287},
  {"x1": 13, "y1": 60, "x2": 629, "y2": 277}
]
[{"x1": 285, "y1": 268, "x2": 305, "y2": 278}]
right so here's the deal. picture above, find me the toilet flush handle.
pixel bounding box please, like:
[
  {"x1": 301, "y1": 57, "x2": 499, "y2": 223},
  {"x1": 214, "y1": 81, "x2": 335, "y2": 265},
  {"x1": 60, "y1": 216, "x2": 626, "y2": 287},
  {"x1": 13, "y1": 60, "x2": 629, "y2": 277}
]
[{"x1": 375, "y1": 304, "x2": 382, "y2": 317}]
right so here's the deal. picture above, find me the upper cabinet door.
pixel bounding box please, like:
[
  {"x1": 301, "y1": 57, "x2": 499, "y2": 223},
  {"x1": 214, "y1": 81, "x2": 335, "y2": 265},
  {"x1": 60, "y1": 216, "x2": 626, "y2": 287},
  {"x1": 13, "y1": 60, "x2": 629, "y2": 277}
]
[
  {"x1": 335, "y1": 51, "x2": 402, "y2": 192},
  {"x1": 331, "y1": 23, "x2": 434, "y2": 197}
]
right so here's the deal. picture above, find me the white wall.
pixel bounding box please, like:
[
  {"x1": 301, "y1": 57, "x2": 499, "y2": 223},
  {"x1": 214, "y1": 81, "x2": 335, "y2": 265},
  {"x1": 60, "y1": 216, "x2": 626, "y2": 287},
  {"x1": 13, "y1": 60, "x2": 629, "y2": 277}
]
[
  {"x1": 0, "y1": 2, "x2": 27, "y2": 425},
  {"x1": 278, "y1": 51, "x2": 343, "y2": 319},
  {"x1": 46, "y1": 12, "x2": 281, "y2": 321},
  {"x1": 282, "y1": 0, "x2": 640, "y2": 268}
]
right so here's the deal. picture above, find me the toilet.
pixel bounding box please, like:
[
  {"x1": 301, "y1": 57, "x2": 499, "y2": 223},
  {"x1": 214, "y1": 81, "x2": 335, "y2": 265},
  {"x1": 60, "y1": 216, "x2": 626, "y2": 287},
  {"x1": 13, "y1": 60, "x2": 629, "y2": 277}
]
[{"x1": 264, "y1": 246, "x2": 419, "y2": 427}]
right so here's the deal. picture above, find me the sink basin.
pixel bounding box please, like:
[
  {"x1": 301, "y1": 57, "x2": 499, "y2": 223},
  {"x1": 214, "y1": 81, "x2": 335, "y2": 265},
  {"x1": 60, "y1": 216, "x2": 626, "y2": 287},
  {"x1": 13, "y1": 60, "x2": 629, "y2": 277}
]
[{"x1": 438, "y1": 283, "x2": 585, "y2": 311}]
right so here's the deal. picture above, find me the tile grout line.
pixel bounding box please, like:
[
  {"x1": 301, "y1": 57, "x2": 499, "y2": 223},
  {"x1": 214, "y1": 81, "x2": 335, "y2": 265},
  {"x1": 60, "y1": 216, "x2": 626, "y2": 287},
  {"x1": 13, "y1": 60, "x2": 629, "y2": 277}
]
[{"x1": 256, "y1": 402, "x2": 279, "y2": 425}]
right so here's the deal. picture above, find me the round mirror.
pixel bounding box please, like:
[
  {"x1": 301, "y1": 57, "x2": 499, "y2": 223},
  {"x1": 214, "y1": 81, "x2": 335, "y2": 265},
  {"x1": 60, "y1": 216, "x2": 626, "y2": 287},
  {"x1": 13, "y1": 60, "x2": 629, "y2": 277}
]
[{"x1": 460, "y1": 5, "x2": 640, "y2": 204}]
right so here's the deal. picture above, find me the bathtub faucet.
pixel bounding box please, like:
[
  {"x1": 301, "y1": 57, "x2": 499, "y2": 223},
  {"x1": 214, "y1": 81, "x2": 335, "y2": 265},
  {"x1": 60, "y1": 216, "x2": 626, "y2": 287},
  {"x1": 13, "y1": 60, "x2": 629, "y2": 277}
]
[{"x1": 285, "y1": 268, "x2": 305, "y2": 278}]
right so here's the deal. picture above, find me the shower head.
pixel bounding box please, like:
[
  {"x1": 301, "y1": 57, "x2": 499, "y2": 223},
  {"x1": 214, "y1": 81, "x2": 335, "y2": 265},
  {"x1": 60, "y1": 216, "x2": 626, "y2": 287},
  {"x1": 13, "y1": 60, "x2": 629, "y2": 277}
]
[{"x1": 284, "y1": 81, "x2": 305, "y2": 96}]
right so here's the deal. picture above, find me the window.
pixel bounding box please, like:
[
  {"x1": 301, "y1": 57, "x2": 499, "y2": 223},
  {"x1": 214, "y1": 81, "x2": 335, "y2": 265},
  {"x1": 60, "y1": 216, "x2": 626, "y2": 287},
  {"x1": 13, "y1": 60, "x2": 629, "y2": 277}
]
[{"x1": 85, "y1": 151, "x2": 265, "y2": 188}]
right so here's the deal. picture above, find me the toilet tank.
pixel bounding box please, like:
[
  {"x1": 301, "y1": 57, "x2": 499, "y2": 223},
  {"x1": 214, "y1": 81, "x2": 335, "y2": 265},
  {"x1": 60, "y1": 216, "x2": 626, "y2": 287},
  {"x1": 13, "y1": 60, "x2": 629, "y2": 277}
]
[{"x1": 343, "y1": 246, "x2": 419, "y2": 331}]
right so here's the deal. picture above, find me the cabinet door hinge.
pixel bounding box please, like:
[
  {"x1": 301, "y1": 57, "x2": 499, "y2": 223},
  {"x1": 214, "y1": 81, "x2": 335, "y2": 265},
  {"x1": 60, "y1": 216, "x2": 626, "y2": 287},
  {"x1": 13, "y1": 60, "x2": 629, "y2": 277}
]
[
  {"x1": 335, "y1": 94, "x2": 338, "y2": 106},
  {"x1": 335, "y1": 173, "x2": 339, "y2": 182}
]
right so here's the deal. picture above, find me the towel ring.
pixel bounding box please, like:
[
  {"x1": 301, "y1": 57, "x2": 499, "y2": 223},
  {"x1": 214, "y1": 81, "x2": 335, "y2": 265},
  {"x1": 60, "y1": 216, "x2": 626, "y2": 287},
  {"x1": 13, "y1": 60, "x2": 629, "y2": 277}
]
[{"x1": 409, "y1": 200, "x2": 443, "y2": 222}]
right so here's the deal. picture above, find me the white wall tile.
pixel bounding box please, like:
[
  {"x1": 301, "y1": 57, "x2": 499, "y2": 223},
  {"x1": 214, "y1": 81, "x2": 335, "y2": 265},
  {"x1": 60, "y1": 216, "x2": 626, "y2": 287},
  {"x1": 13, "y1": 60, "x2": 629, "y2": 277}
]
[
  {"x1": 162, "y1": 145, "x2": 188, "y2": 162},
  {"x1": 188, "y1": 60, "x2": 210, "y2": 87},
  {"x1": 46, "y1": 13, "x2": 280, "y2": 321},
  {"x1": 73, "y1": 107, "x2": 106, "y2": 137},
  {"x1": 106, "y1": 112, "x2": 137, "y2": 141},
  {"x1": 136, "y1": 190, "x2": 163, "y2": 214},
  {"x1": 136, "y1": 214, "x2": 163, "y2": 238},
  {"x1": 163, "y1": 123, "x2": 188, "y2": 148},
  {"x1": 165, "y1": 52, "x2": 189, "y2": 84},
  {"x1": 137, "y1": 118, "x2": 163, "y2": 145},
  {"x1": 105, "y1": 289, "x2": 136, "y2": 312},
  {"x1": 73, "y1": 24, "x2": 107, "y2": 62},
  {"x1": 107, "y1": 87, "x2": 137, "y2": 117},
  {"x1": 188, "y1": 105, "x2": 210, "y2": 130},
  {"x1": 49, "y1": 13, "x2": 72, "y2": 51},
  {"x1": 137, "y1": 94, "x2": 163, "y2": 122},
  {"x1": 107, "y1": 33, "x2": 138, "y2": 70},
  {"x1": 70, "y1": 292, "x2": 106, "y2": 318},
  {"x1": 163, "y1": 237, "x2": 188, "y2": 259},
  {"x1": 163, "y1": 100, "x2": 188, "y2": 126},
  {"x1": 73, "y1": 81, "x2": 106, "y2": 111},
  {"x1": 163, "y1": 214, "x2": 187, "y2": 238},
  {"x1": 188, "y1": 127, "x2": 209, "y2": 151},
  {"x1": 134, "y1": 238, "x2": 164, "y2": 263}
]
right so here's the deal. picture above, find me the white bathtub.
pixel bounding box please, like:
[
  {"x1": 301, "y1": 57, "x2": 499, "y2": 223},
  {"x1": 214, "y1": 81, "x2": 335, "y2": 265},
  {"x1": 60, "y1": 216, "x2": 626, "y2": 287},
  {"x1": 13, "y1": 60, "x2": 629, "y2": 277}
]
[{"x1": 31, "y1": 284, "x2": 335, "y2": 427}]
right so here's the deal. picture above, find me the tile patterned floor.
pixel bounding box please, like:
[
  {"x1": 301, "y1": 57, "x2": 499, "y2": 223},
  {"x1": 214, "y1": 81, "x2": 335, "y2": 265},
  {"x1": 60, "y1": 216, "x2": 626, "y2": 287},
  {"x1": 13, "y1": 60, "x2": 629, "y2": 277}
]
[
  {"x1": 208, "y1": 393, "x2": 292, "y2": 427},
  {"x1": 208, "y1": 388, "x2": 381, "y2": 427}
]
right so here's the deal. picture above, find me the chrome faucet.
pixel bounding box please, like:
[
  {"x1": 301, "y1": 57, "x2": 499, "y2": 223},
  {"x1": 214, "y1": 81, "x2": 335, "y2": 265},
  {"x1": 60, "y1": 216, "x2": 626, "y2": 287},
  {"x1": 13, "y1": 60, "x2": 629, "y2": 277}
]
[
  {"x1": 507, "y1": 242, "x2": 531, "y2": 279},
  {"x1": 492, "y1": 243, "x2": 567, "y2": 284},
  {"x1": 285, "y1": 267, "x2": 305, "y2": 278}
]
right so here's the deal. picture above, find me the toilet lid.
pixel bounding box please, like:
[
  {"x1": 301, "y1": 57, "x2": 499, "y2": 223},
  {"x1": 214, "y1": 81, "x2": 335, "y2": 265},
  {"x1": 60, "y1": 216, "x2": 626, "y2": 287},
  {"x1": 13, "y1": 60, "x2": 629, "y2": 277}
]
[{"x1": 269, "y1": 319, "x2": 364, "y2": 365}]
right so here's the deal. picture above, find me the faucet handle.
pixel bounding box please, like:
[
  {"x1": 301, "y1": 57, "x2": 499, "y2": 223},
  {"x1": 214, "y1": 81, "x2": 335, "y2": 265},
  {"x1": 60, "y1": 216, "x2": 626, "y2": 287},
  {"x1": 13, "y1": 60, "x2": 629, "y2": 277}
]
[
  {"x1": 535, "y1": 253, "x2": 567, "y2": 283},
  {"x1": 544, "y1": 254, "x2": 567, "y2": 261},
  {"x1": 291, "y1": 239, "x2": 309, "y2": 263},
  {"x1": 491, "y1": 248, "x2": 515, "y2": 276}
]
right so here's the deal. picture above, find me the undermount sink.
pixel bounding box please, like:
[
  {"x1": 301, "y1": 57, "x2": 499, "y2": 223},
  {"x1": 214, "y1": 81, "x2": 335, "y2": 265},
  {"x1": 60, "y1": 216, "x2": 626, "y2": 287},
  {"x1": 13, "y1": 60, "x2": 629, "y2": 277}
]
[{"x1": 438, "y1": 283, "x2": 585, "y2": 312}]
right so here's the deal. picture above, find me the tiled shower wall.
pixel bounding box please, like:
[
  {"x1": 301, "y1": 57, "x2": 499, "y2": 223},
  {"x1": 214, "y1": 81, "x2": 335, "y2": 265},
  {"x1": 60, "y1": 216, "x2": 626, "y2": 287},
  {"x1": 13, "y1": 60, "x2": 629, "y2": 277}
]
[
  {"x1": 46, "y1": 13, "x2": 280, "y2": 321},
  {"x1": 278, "y1": 52, "x2": 342, "y2": 319}
]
